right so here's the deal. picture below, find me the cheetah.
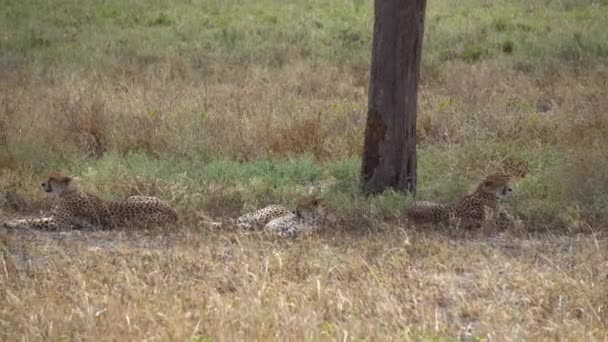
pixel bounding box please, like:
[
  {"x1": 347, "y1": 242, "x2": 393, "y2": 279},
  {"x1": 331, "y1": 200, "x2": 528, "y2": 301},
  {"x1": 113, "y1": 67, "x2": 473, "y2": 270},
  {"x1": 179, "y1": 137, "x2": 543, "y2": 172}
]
[
  {"x1": 3, "y1": 173, "x2": 178, "y2": 230},
  {"x1": 406, "y1": 173, "x2": 517, "y2": 230},
  {"x1": 235, "y1": 204, "x2": 293, "y2": 230},
  {"x1": 264, "y1": 196, "x2": 334, "y2": 237},
  {"x1": 233, "y1": 196, "x2": 333, "y2": 237},
  {"x1": 233, "y1": 177, "x2": 339, "y2": 231}
]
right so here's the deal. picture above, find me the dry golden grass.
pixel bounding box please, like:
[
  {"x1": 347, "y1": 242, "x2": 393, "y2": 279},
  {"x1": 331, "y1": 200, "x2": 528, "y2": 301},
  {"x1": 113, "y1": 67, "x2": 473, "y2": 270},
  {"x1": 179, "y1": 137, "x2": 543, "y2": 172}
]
[
  {"x1": 2, "y1": 225, "x2": 607, "y2": 341},
  {"x1": 2, "y1": 57, "x2": 608, "y2": 341},
  {"x1": 2, "y1": 60, "x2": 607, "y2": 163},
  {"x1": 0, "y1": 62, "x2": 365, "y2": 163}
]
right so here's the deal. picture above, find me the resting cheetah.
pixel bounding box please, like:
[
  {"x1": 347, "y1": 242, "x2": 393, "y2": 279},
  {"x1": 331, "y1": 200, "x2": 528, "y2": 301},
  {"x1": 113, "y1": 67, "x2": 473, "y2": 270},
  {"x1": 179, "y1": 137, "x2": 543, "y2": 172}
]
[
  {"x1": 3, "y1": 173, "x2": 178, "y2": 230},
  {"x1": 234, "y1": 196, "x2": 333, "y2": 237},
  {"x1": 406, "y1": 173, "x2": 517, "y2": 230},
  {"x1": 265, "y1": 196, "x2": 334, "y2": 237},
  {"x1": 235, "y1": 204, "x2": 293, "y2": 230},
  {"x1": 234, "y1": 177, "x2": 339, "y2": 230}
]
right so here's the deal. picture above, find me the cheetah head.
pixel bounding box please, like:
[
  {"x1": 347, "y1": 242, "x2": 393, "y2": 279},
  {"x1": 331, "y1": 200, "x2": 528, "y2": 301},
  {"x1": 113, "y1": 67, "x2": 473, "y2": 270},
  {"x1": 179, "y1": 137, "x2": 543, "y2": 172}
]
[
  {"x1": 295, "y1": 196, "x2": 322, "y2": 219},
  {"x1": 41, "y1": 173, "x2": 76, "y2": 196},
  {"x1": 477, "y1": 173, "x2": 513, "y2": 199},
  {"x1": 295, "y1": 196, "x2": 336, "y2": 223}
]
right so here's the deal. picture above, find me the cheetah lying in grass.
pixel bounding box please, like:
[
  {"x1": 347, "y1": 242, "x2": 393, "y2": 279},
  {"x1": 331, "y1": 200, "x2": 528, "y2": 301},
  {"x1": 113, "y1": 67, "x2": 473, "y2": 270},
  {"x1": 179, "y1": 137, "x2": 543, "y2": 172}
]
[
  {"x1": 235, "y1": 196, "x2": 335, "y2": 237},
  {"x1": 407, "y1": 173, "x2": 519, "y2": 230},
  {"x1": 230, "y1": 178, "x2": 339, "y2": 237},
  {"x1": 236, "y1": 204, "x2": 292, "y2": 230},
  {"x1": 3, "y1": 173, "x2": 178, "y2": 230}
]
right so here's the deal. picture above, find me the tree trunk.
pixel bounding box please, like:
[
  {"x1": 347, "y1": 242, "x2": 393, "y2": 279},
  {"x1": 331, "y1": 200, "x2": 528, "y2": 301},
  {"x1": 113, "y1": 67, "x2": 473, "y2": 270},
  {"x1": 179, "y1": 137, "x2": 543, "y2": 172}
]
[{"x1": 362, "y1": 0, "x2": 426, "y2": 194}]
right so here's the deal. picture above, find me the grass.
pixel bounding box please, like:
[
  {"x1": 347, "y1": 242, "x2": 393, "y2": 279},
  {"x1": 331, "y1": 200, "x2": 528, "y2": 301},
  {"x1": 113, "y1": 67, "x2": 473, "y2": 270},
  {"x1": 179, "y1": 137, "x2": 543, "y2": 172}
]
[
  {"x1": 1, "y1": 0, "x2": 608, "y2": 339},
  {"x1": 2, "y1": 0, "x2": 607, "y2": 69},
  {"x1": 2, "y1": 228, "x2": 607, "y2": 340}
]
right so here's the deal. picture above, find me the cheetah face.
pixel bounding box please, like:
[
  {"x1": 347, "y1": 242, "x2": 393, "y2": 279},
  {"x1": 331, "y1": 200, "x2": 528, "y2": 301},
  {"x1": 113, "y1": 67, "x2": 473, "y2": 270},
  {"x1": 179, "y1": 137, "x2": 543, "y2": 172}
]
[
  {"x1": 478, "y1": 173, "x2": 513, "y2": 199},
  {"x1": 500, "y1": 184, "x2": 513, "y2": 197},
  {"x1": 490, "y1": 184, "x2": 512, "y2": 199},
  {"x1": 41, "y1": 173, "x2": 74, "y2": 196},
  {"x1": 296, "y1": 197, "x2": 322, "y2": 219},
  {"x1": 295, "y1": 196, "x2": 335, "y2": 223}
]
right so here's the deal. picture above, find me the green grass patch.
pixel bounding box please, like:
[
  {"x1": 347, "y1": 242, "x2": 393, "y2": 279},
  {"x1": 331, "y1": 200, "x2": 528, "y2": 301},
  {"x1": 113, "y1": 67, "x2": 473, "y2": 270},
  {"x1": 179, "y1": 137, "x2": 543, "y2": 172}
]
[
  {"x1": 2, "y1": 0, "x2": 607, "y2": 70},
  {"x1": 12, "y1": 143, "x2": 600, "y2": 230}
]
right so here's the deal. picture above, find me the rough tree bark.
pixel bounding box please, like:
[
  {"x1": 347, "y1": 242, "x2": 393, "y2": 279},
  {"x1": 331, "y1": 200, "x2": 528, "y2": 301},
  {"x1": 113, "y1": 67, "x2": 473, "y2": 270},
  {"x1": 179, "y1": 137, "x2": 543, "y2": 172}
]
[{"x1": 362, "y1": 0, "x2": 426, "y2": 194}]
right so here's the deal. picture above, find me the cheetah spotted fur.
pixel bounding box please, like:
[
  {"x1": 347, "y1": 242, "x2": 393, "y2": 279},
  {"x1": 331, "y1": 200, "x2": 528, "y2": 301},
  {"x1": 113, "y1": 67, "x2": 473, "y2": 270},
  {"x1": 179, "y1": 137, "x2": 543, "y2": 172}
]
[
  {"x1": 407, "y1": 173, "x2": 517, "y2": 230},
  {"x1": 235, "y1": 204, "x2": 293, "y2": 230},
  {"x1": 235, "y1": 196, "x2": 333, "y2": 237},
  {"x1": 264, "y1": 197, "x2": 333, "y2": 237},
  {"x1": 3, "y1": 173, "x2": 178, "y2": 230}
]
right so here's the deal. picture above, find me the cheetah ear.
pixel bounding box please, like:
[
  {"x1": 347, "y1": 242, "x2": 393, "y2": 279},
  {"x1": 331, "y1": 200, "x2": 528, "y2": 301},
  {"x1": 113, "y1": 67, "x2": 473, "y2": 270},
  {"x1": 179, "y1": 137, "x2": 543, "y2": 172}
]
[{"x1": 64, "y1": 176, "x2": 72, "y2": 183}]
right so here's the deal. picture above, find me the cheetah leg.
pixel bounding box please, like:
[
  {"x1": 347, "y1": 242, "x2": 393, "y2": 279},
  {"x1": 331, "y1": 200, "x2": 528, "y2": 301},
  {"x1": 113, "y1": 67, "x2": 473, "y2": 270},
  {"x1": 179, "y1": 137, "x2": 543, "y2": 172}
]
[
  {"x1": 236, "y1": 217, "x2": 256, "y2": 230},
  {"x1": 447, "y1": 212, "x2": 461, "y2": 230},
  {"x1": 264, "y1": 215, "x2": 297, "y2": 237},
  {"x1": 482, "y1": 206, "x2": 497, "y2": 230},
  {"x1": 482, "y1": 205, "x2": 516, "y2": 231},
  {"x1": 278, "y1": 223, "x2": 317, "y2": 237},
  {"x1": 277, "y1": 227, "x2": 298, "y2": 238},
  {"x1": 236, "y1": 212, "x2": 267, "y2": 230},
  {"x1": 69, "y1": 217, "x2": 98, "y2": 230},
  {"x1": 5, "y1": 207, "x2": 85, "y2": 231},
  {"x1": 495, "y1": 207, "x2": 519, "y2": 230},
  {"x1": 4, "y1": 216, "x2": 64, "y2": 230}
]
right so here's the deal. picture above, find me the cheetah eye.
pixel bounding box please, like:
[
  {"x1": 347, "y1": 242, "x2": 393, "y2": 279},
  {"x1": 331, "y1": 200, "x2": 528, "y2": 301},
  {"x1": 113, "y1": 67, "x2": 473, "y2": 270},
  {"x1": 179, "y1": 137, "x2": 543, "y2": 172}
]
[{"x1": 41, "y1": 183, "x2": 46, "y2": 187}]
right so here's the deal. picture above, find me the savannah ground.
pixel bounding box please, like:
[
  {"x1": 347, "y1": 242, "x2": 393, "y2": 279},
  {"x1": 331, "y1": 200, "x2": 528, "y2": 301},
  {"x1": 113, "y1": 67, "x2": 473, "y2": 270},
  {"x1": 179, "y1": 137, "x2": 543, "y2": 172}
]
[{"x1": 1, "y1": 0, "x2": 608, "y2": 340}]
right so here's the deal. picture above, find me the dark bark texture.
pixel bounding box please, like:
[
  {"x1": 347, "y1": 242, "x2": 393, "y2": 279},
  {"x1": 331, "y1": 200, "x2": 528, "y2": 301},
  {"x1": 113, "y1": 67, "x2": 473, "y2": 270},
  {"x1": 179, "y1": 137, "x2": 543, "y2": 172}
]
[{"x1": 362, "y1": 0, "x2": 426, "y2": 194}]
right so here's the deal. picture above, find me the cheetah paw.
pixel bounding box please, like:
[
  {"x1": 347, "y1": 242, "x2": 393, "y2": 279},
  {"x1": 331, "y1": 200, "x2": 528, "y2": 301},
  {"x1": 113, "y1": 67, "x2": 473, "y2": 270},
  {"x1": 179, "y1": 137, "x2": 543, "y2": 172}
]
[{"x1": 4, "y1": 219, "x2": 26, "y2": 229}]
